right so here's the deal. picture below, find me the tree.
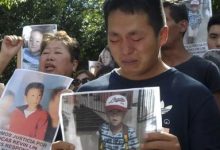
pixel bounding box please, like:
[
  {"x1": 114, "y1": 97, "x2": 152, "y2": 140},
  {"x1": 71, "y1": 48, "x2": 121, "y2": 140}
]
[
  {"x1": 0, "y1": 0, "x2": 105, "y2": 82},
  {"x1": 0, "y1": 0, "x2": 220, "y2": 83},
  {"x1": 212, "y1": 0, "x2": 220, "y2": 14}
]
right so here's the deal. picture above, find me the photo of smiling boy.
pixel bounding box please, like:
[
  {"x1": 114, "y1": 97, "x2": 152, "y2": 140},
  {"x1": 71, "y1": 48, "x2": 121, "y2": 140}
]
[
  {"x1": 22, "y1": 29, "x2": 43, "y2": 70},
  {"x1": 99, "y1": 95, "x2": 139, "y2": 150},
  {"x1": 9, "y1": 82, "x2": 48, "y2": 140}
]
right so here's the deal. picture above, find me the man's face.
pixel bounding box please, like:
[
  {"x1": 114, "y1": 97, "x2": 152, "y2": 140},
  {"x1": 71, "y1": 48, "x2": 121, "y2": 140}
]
[
  {"x1": 39, "y1": 40, "x2": 77, "y2": 77},
  {"x1": 25, "y1": 88, "x2": 42, "y2": 110},
  {"x1": 162, "y1": 7, "x2": 185, "y2": 49},
  {"x1": 107, "y1": 10, "x2": 167, "y2": 80},
  {"x1": 107, "y1": 110, "x2": 125, "y2": 127},
  {"x1": 28, "y1": 31, "x2": 43, "y2": 54},
  {"x1": 208, "y1": 25, "x2": 220, "y2": 49}
]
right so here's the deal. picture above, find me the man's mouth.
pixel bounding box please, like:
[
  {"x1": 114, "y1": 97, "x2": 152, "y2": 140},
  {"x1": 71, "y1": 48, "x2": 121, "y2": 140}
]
[{"x1": 121, "y1": 59, "x2": 138, "y2": 66}]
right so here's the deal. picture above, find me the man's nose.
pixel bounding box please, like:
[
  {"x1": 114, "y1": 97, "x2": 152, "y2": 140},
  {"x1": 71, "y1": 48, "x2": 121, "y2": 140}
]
[{"x1": 120, "y1": 39, "x2": 133, "y2": 55}]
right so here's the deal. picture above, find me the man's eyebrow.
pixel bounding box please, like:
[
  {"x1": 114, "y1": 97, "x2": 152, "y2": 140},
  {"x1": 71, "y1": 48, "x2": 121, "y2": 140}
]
[{"x1": 209, "y1": 33, "x2": 218, "y2": 35}]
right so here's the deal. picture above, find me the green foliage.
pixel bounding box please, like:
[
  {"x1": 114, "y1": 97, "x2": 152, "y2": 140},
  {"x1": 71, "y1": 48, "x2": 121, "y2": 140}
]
[
  {"x1": 212, "y1": 0, "x2": 220, "y2": 14},
  {"x1": 1, "y1": 0, "x2": 219, "y2": 83},
  {"x1": 0, "y1": 0, "x2": 106, "y2": 83}
]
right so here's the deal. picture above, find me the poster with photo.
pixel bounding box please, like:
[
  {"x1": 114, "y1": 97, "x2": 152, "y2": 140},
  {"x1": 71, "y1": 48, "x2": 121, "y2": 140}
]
[
  {"x1": 88, "y1": 60, "x2": 102, "y2": 76},
  {"x1": 183, "y1": 0, "x2": 212, "y2": 56},
  {"x1": 18, "y1": 24, "x2": 57, "y2": 70},
  {"x1": 60, "y1": 87, "x2": 162, "y2": 150},
  {"x1": 0, "y1": 69, "x2": 73, "y2": 150}
]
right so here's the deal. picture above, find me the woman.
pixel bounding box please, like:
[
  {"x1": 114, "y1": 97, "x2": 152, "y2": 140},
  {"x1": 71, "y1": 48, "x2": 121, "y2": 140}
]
[
  {"x1": 0, "y1": 31, "x2": 80, "y2": 149},
  {"x1": 72, "y1": 70, "x2": 95, "y2": 91},
  {"x1": 39, "y1": 31, "x2": 80, "y2": 77}
]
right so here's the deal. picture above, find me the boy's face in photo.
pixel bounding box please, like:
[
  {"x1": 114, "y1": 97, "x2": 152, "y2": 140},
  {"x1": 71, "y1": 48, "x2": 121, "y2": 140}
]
[
  {"x1": 25, "y1": 88, "x2": 43, "y2": 110},
  {"x1": 28, "y1": 31, "x2": 43, "y2": 54},
  {"x1": 107, "y1": 110, "x2": 125, "y2": 127}
]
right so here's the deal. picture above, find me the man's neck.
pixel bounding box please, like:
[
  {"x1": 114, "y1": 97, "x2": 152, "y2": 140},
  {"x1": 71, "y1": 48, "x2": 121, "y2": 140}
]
[{"x1": 161, "y1": 43, "x2": 191, "y2": 67}]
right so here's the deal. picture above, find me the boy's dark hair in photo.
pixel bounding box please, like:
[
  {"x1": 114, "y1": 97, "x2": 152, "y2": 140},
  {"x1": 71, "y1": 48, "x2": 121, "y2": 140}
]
[{"x1": 25, "y1": 82, "x2": 44, "y2": 96}]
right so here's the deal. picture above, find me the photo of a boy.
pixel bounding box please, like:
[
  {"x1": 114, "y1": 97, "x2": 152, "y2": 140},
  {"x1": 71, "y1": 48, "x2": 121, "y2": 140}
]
[
  {"x1": 99, "y1": 95, "x2": 139, "y2": 150},
  {"x1": 22, "y1": 29, "x2": 43, "y2": 70},
  {"x1": 187, "y1": 0, "x2": 202, "y2": 43},
  {"x1": 9, "y1": 82, "x2": 48, "y2": 140}
]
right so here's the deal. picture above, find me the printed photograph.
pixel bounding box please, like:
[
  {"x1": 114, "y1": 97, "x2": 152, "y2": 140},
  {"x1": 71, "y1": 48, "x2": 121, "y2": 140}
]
[
  {"x1": 60, "y1": 87, "x2": 162, "y2": 150},
  {"x1": 0, "y1": 69, "x2": 73, "y2": 149},
  {"x1": 183, "y1": 0, "x2": 212, "y2": 56},
  {"x1": 20, "y1": 24, "x2": 57, "y2": 70}
]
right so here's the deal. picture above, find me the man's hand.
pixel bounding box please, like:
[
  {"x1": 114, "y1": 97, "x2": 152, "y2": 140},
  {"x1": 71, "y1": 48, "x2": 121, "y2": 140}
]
[
  {"x1": 51, "y1": 141, "x2": 75, "y2": 150},
  {"x1": 141, "y1": 132, "x2": 181, "y2": 150}
]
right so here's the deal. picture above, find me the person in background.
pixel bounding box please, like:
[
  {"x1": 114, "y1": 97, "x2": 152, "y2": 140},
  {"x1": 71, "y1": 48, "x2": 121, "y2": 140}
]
[
  {"x1": 206, "y1": 13, "x2": 220, "y2": 50},
  {"x1": 96, "y1": 46, "x2": 117, "y2": 77},
  {"x1": 95, "y1": 65, "x2": 114, "y2": 78},
  {"x1": 39, "y1": 31, "x2": 80, "y2": 77},
  {"x1": 72, "y1": 70, "x2": 95, "y2": 91},
  {"x1": 203, "y1": 13, "x2": 220, "y2": 70},
  {"x1": 98, "y1": 46, "x2": 115, "y2": 68},
  {"x1": 0, "y1": 30, "x2": 80, "y2": 143},
  {"x1": 44, "y1": 87, "x2": 65, "y2": 142},
  {"x1": 161, "y1": 1, "x2": 220, "y2": 109}
]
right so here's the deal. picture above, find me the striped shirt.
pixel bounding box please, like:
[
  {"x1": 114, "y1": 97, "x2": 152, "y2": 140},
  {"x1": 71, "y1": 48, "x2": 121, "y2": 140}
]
[{"x1": 99, "y1": 123, "x2": 139, "y2": 150}]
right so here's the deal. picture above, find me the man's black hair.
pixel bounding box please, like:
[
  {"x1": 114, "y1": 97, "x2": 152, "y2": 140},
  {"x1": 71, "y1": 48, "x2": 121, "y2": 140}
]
[
  {"x1": 103, "y1": 0, "x2": 166, "y2": 36},
  {"x1": 207, "y1": 13, "x2": 220, "y2": 31}
]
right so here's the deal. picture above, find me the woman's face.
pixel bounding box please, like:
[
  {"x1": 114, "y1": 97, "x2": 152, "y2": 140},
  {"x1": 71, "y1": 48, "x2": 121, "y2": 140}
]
[
  {"x1": 101, "y1": 50, "x2": 112, "y2": 66},
  {"x1": 39, "y1": 40, "x2": 78, "y2": 77}
]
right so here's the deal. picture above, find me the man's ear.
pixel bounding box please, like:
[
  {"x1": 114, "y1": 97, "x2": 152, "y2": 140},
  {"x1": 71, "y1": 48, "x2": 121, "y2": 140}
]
[
  {"x1": 178, "y1": 20, "x2": 188, "y2": 33},
  {"x1": 159, "y1": 26, "x2": 168, "y2": 46},
  {"x1": 72, "y1": 60, "x2": 79, "y2": 73}
]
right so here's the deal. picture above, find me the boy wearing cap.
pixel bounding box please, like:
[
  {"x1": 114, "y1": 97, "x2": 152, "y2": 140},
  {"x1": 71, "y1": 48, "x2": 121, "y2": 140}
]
[
  {"x1": 188, "y1": 0, "x2": 202, "y2": 43},
  {"x1": 99, "y1": 95, "x2": 139, "y2": 150}
]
